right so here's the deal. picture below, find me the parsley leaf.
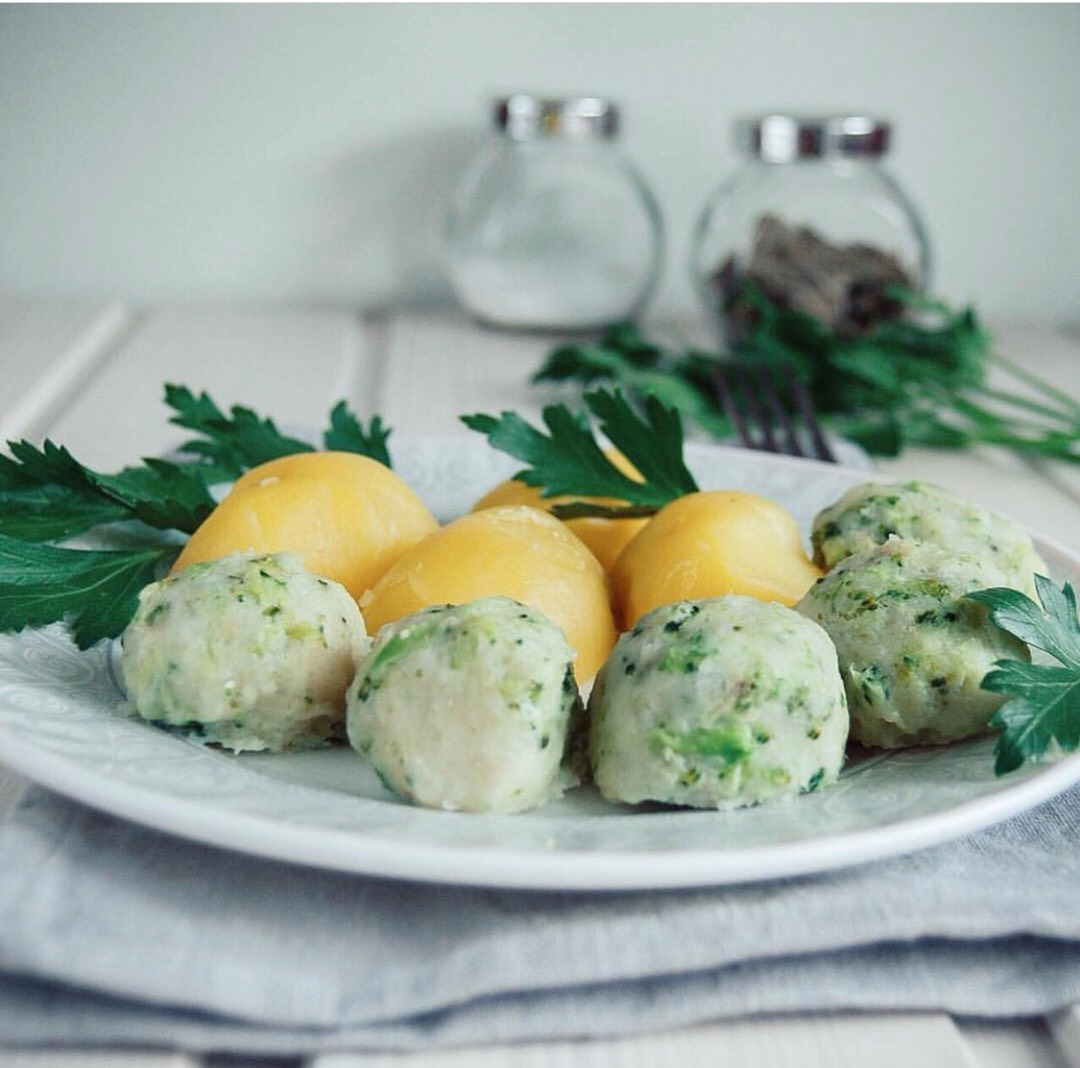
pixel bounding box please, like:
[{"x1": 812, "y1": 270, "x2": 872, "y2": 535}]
[
  {"x1": 0, "y1": 439, "x2": 217, "y2": 541},
  {"x1": 90, "y1": 459, "x2": 220, "y2": 534},
  {"x1": 0, "y1": 533, "x2": 176, "y2": 649},
  {"x1": 461, "y1": 388, "x2": 698, "y2": 518},
  {"x1": 585, "y1": 390, "x2": 700, "y2": 507},
  {"x1": 968, "y1": 576, "x2": 1080, "y2": 775},
  {"x1": 0, "y1": 486, "x2": 127, "y2": 543},
  {"x1": 165, "y1": 384, "x2": 394, "y2": 475},
  {"x1": 323, "y1": 402, "x2": 392, "y2": 467},
  {"x1": 539, "y1": 327, "x2": 730, "y2": 439},
  {"x1": 0, "y1": 438, "x2": 96, "y2": 491},
  {"x1": 165, "y1": 384, "x2": 317, "y2": 478}
]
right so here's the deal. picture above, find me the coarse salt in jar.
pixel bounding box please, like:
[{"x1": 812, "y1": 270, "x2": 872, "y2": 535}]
[{"x1": 445, "y1": 94, "x2": 664, "y2": 332}]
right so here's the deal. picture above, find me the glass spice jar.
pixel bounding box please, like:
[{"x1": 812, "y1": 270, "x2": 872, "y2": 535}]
[
  {"x1": 690, "y1": 114, "x2": 931, "y2": 345},
  {"x1": 444, "y1": 94, "x2": 664, "y2": 332}
]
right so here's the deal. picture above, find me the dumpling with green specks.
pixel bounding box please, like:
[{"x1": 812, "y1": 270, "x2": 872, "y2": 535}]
[
  {"x1": 588, "y1": 596, "x2": 848, "y2": 810},
  {"x1": 346, "y1": 596, "x2": 582, "y2": 813},
  {"x1": 796, "y1": 537, "x2": 1030, "y2": 748},
  {"x1": 120, "y1": 552, "x2": 369, "y2": 752},
  {"x1": 811, "y1": 480, "x2": 1045, "y2": 595}
]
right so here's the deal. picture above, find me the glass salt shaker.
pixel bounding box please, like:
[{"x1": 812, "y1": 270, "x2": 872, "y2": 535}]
[
  {"x1": 690, "y1": 114, "x2": 931, "y2": 345},
  {"x1": 444, "y1": 94, "x2": 664, "y2": 332}
]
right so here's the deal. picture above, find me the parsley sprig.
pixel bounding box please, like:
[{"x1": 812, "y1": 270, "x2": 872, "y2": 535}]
[
  {"x1": 0, "y1": 441, "x2": 214, "y2": 649},
  {"x1": 0, "y1": 535, "x2": 175, "y2": 649},
  {"x1": 968, "y1": 576, "x2": 1080, "y2": 775},
  {"x1": 0, "y1": 386, "x2": 393, "y2": 648},
  {"x1": 535, "y1": 288, "x2": 1080, "y2": 461},
  {"x1": 462, "y1": 389, "x2": 699, "y2": 519},
  {"x1": 0, "y1": 439, "x2": 218, "y2": 542},
  {"x1": 166, "y1": 384, "x2": 393, "y2": 477}
]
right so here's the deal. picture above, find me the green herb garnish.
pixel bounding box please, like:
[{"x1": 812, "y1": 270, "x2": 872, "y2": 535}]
[
  {"x1": 323, "y1": 403, "x2": 392, "y2": 467},
  {"x1": 968, "y1": 576, "x2": 1080, "y2": 775},
  {"x1": 535, "y1": 288, "x2": 1080, "y2": 461},
  {"x1": 0, "y1": 439, "x2": 218, "y2": 542},
  {"x1": 0, "y1": 534, "x2": 175, "y2": 649},
  {"x1": 461, "y1": 388, "x2": 699, "y2": 519},
  {"x1": 0, "y1": 385, "x2": 393, "y2": 648},
  {"x1": 165, "y1": 385, "x2": 393, "y2": 477}
]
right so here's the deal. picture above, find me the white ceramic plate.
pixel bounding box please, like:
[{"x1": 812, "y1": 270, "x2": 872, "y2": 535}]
[{"x1": 2, "y1": 437, "x2": 1079, "y2": 891}]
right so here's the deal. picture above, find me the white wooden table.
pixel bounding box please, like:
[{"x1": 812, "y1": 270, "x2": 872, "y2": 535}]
[{"x1": 1, "y1": 294, "x2": 1079, "y2": 1068}]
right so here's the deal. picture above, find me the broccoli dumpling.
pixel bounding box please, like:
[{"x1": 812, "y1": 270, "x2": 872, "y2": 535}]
[
  {"x1": 347, "y1": 596, "x2": 581, "y2": 813},
  {"x1": 589, "y1": 596, "x2": 848, "y2": 809},
  {"x1": 121, "y1": 552, "x2": 369, "y2": 752},
  {"x1": 811, "y1": 480, "x2": 1045, "y2": 596},
  {"x1": 796, "y1": 537, "x2": 1029, "y2": 748}
]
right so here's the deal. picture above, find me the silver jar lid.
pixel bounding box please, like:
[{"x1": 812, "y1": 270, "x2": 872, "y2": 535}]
[
  {"x1": 495, "y1": 94, "x2": 620, "y2": 141},
  {"x1": 737, "y1": 115, "x2": 892, "y2": 163}
]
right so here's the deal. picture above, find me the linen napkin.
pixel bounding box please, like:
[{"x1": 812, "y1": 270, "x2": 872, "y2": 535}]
[{"x1": 2, "y1": 782, "x2": 1080, "y2": 1057}]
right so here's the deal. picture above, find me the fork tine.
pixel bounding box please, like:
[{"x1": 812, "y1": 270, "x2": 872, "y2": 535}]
[
  {"x1": 712, "y1": 364, "x2": 764, "y2": 451},
  {"x1": 714, "y1": 364, "x2": 775, "y2": 453},
  {"x1": 787, "y1": 372, "x2": 837, "y2": 463},
  {"x1": 752, "y1": 363, "x2": 802, "y2": 458},
  {"x1": 712, "y1": 362, "x2": 837, "y2": 464}
]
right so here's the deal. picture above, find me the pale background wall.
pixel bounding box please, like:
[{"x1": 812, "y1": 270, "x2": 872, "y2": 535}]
[{"x1": 1, "y1": 3, "x2": 1078, "y2": 326}]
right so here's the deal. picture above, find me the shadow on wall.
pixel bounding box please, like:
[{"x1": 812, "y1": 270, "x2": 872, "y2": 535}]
[{"x1": 318, "y1": 122, "x2": 482, "y2": 314}]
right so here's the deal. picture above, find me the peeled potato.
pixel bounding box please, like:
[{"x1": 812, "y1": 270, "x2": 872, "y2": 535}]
[
  {"x1": 470, "y1": 450, "x2": 647, "y2": 571},
  {"x1": 172, "y1": 452, "x2": 439, "y2": 602},
  {"x1": 611, "y1": 490, "x2": 823, "y2": 629},
  {"x1": 361, "y1": 504, "x2": 617, "y2": 680}
]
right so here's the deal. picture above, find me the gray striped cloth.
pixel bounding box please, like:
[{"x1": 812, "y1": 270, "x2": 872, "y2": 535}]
[{"x1": 2, "y1": 783, "x2": 1079, "y2": 1056}]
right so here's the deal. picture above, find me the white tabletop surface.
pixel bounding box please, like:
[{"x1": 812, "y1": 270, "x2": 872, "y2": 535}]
[{"x1": 1, "y1": 293, "x2": 1079, "y2": 1068}]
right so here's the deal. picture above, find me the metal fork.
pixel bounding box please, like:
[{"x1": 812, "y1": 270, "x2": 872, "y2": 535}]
[{"x1": 713, "y1": 361, "x2": 837, "y2": 463}]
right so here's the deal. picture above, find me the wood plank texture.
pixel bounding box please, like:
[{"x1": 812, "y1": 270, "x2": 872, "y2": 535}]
[
  {"x1": 43, "y1": 304, "x2": 374, "y2": 470},
  {"x1": 378, "y1": 313, "x2": 558, "y2": 438},
  {"x1": 0, "y1": 296, "x2": 135, "y2": 443}
]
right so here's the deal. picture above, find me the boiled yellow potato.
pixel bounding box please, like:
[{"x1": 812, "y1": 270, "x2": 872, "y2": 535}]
[
  {"x1": 172, "y1": 452, "x2": 439, "y2": 602},
  {"x1": 361, "y1": 504, "x2": 617, "y2": 680},
  {"x1": 611, "y1": 490, "x2": 823, "y2": 629},
  {"x1": 470, "y1": 450, "x2": 647, "y2": 571}
]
